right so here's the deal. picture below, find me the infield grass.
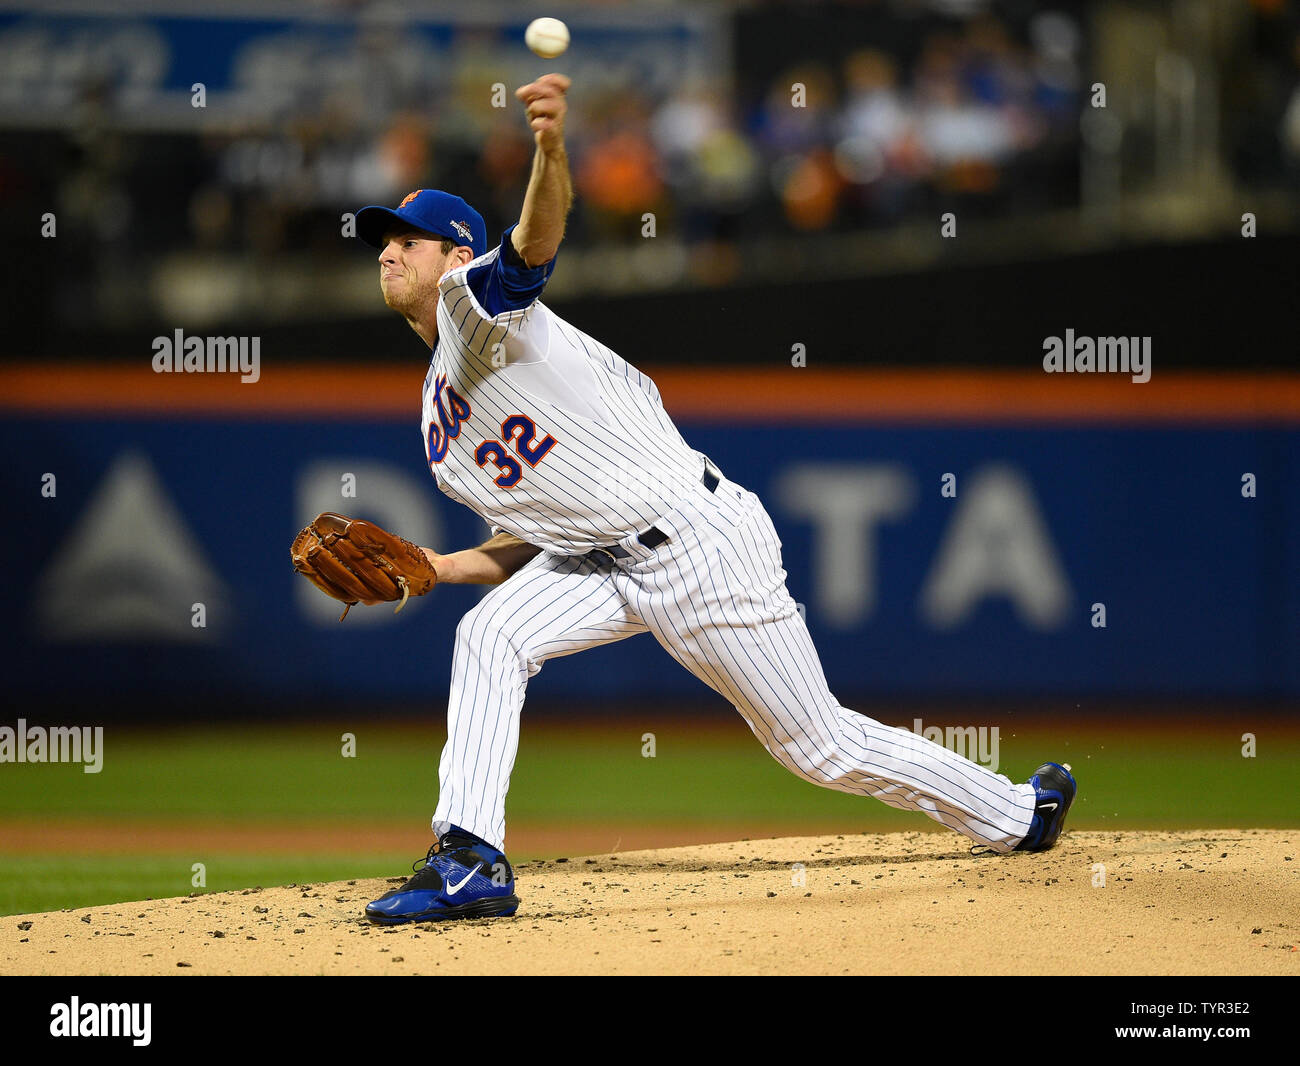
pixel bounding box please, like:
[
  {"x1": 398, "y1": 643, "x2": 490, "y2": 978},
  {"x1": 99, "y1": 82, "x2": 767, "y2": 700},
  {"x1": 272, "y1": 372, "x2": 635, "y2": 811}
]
[{"x1": 1, "y1": 713, "x2": 1295, "y2": 915}]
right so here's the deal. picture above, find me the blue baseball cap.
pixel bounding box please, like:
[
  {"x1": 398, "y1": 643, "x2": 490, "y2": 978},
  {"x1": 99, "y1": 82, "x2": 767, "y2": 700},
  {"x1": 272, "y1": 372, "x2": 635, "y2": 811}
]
[{"x1": 354, "y1": 189, "x2": 487, "y2": 258}]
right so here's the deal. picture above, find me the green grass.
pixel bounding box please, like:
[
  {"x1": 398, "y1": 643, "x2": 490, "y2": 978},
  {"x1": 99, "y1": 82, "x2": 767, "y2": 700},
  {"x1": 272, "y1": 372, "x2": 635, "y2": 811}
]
[
  {"x1": 524, "y1": 726, "x2": 1300, "y2": 827},
  {"x1": 2, "y1": 719, "x2": 1291, "y2": 823},
  {"x1": 0, "y1": 855, "x2": 407, "y2": 917},
  {"x1": 1, "y1": 717, "x2": 1296, "y2": 915}
]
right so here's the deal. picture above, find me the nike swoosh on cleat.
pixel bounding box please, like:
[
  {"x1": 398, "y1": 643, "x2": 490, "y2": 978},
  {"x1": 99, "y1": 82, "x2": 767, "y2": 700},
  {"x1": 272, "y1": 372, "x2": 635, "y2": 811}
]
[
  {"x1": 445, "y1": 862, "x2": 484, "y2": 896},
  {"x1": 1039, "y1": 802, "x2": 1059, "y2": 812}
]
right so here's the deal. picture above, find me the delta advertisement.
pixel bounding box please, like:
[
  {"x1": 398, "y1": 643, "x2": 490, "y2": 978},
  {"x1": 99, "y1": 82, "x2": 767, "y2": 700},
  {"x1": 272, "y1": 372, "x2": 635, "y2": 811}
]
[{"x1": 3, "y1": 408, "x2": 1294, "y2": 707}]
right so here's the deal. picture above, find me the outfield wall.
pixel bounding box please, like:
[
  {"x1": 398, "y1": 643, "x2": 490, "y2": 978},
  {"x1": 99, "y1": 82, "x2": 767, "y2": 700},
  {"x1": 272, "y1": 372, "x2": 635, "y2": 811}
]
[{"x1": 2, "y1": 366, "x2": 1296, "y2": 707}]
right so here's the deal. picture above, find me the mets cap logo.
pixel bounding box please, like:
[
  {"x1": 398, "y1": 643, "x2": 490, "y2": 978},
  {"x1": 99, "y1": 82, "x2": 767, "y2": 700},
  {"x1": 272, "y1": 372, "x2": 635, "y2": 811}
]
[
  {"x1": 398, "y1": 190, "x2": 423, "y2": 208},
  {"x1": 448, "y1": 219, "x2": 473, "y2": 243}
]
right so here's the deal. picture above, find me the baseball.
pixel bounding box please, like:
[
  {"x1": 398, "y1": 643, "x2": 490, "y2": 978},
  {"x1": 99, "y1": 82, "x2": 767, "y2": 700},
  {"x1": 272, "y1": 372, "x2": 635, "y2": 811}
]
[{"x1": 525, "y1": 17, "x2": 569, "y2": 59}]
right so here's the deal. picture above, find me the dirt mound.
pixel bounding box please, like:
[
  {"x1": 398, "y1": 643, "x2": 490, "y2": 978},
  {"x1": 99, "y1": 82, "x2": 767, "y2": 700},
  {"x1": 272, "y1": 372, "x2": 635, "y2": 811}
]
[{"x1": 3, "y1": 830, "x2": 1296, "y2": 975}]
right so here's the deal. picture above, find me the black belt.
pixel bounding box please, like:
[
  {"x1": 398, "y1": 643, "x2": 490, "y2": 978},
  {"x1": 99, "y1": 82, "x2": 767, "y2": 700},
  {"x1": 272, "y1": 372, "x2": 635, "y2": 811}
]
[{"x1": 588, "y1": 464, "x2": 720, "y2": 563}]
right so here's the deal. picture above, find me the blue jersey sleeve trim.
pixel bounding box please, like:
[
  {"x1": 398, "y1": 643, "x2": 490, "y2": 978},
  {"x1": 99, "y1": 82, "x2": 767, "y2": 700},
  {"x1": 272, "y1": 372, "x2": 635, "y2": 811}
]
[{"x1": 464, "y1": 224, "x2": 557, "y2": 317}]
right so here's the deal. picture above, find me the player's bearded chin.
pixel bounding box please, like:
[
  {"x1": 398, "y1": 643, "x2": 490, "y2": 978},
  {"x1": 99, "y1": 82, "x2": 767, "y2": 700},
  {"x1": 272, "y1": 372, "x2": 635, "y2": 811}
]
[{"x1": 381, "y1": 271, "x2": 430, "y2": 315}]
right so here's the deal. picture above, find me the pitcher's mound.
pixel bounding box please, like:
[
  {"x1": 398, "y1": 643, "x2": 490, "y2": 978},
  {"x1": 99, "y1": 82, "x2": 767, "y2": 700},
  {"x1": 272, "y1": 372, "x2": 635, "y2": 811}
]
[{"x1": 3, "y1": 830, "x2": 1295, "y2": 975}]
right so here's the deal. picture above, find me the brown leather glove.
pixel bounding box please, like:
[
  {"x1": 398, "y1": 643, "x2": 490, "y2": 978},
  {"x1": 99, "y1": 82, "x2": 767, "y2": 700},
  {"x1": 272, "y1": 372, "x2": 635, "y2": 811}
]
[{"x1": 291, "y1": 512, "x2": 439, "y2": 621}]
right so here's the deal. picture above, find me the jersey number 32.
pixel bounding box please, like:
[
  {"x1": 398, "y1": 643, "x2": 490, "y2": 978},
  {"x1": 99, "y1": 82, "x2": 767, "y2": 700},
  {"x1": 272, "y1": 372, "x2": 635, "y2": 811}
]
[
  {"x1": 425, "y1": 377, "x2": 556, "y2": 489},
  {"x1": 474, "y1": 415, "x2": 557, "y2": 488}
]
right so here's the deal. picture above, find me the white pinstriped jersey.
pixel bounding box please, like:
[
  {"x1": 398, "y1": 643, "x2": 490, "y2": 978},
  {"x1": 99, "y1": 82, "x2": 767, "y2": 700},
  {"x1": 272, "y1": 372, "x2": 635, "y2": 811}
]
[
  {"x1": 421, "y1": 244, "x2": 706, "y2": 553},
  {"x1": 408, "y1": 233, "x2": 1041, "y2": 860}
]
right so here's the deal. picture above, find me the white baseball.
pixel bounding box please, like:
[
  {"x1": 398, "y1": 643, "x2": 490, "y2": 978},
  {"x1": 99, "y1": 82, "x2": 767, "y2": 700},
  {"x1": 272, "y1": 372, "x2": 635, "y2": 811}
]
[{"x1": 525, "y1": 17, "x2": 569, "y2": 59}]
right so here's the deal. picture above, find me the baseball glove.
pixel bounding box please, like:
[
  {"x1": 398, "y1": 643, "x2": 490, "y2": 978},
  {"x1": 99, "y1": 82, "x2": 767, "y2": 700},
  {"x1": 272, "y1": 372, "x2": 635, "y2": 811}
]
[{"x1": 291, "y1": 512, "x2": 439, "y2": 621}]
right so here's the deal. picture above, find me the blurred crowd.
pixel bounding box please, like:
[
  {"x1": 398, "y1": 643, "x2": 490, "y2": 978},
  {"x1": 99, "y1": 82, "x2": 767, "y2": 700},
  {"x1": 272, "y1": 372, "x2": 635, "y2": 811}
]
[
  {"x1": 4, "y1": 0, "x2": 1298, "y2": 323},
  {"x1": 39, "y1": 11, "x2": 1087, "y2": 277},
  {"x1": 573, "y1": 11, "x2": 1082, "y2": 257}
]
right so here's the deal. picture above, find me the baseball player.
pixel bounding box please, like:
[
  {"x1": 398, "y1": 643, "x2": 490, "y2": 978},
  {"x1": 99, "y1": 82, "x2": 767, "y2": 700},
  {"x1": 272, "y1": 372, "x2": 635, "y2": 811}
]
[{"x1": 297, "y1": 74, "x2": 1077, "y2": 924}]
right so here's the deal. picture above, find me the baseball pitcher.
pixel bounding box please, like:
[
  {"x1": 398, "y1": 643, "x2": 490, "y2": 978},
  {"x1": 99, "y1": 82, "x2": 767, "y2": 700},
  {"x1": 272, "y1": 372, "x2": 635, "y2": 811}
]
[{"x1": 291, "y1": 74, "x2": 1077, "y2": 924}]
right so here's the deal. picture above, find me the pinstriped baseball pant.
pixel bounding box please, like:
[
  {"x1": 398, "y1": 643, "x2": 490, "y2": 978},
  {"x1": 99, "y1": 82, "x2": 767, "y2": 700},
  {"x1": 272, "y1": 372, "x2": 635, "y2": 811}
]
[{"x1": 433, "y1": 472, "x2": 1037, "y2": 853}]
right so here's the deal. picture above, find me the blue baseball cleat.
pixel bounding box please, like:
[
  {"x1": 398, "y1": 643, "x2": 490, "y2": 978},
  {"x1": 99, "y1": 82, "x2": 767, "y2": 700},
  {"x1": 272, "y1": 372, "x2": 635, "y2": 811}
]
[
  {"x1": 365, "y1": 826, "x2": 519, "y2": 924},
  {"x1": 1013, "y1": 762, "x2": 1077, "y2": 852}
]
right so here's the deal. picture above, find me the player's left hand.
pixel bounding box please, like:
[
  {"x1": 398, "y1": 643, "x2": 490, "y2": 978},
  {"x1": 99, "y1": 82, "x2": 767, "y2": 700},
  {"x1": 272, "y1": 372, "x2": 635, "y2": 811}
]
[
  {"x1": 515, "y1": 73, "x2": 569, "y2": 155},
  {"x1": 291, "y1": 512, "x2": 440, "y2": 622}
]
